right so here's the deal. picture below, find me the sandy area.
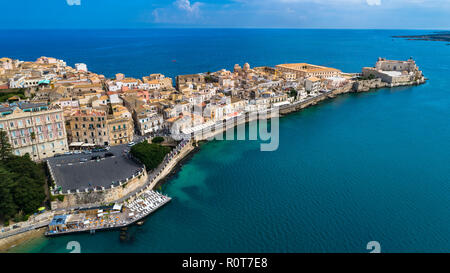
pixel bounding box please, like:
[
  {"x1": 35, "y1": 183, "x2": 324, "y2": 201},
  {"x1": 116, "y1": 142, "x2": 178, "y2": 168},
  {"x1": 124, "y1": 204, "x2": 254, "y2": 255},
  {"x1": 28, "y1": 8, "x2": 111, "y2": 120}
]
[{"x1": 0, "y1": 228, "x2": 45, "y2": 252}]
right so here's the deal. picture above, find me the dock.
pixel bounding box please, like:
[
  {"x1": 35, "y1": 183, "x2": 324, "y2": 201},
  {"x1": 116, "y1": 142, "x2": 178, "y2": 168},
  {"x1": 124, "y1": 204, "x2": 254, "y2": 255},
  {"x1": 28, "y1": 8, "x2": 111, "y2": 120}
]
[{"x1": 44, "y1": 190, "x2": 171, "y2": 237}]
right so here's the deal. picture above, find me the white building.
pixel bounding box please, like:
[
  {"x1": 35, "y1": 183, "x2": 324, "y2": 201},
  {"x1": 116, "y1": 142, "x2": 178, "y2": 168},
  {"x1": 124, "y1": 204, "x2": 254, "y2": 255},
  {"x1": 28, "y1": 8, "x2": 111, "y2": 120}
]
[
  {"x1": 305, "y1": 77, "x2": 322, "y2": 93},
  {"x1": 75, "y1": 63, "x2": 88, "y2": 72}
]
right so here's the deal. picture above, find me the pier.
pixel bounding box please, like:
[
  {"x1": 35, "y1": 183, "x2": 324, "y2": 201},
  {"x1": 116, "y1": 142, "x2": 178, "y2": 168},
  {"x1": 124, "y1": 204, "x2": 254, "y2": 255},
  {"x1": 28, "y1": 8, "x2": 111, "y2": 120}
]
[{"x1": 44, "y1": 190, "x2": 171, "y2": 237}]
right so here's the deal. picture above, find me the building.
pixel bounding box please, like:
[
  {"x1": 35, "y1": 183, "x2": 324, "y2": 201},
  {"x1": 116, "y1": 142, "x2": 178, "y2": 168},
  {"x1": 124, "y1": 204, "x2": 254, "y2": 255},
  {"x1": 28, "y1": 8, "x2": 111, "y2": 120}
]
[
  {"x1": 115, "y1": 73, "x2": 125, "y2": 81},
  {"x1": 176, "y1": 74, "x2": 205, "y2": 90},
  {"x1": 305, "y1": 77, "x2": 322, "y2": 93},
  {"x1": 107, "y1": 116, "x2": 134, "y2": 145},
  {"x1": 75, "y1": 63, "x2": 88, "y2": 72},
  {"x1": 69, "y1": 108, "x2": 109, "y2": 146},
  {"x1": 362, "y1": 57, "x2": 423, "y2": 84},
  {"x1": 133, "y1": 105, "x2": 164, "y2": 135},
  {"x1": 0, "y1": 102, "x2": 69, "y2": 160},
  {"x1": 275, "y1": 63, "x2": 341, "y2": 79}
]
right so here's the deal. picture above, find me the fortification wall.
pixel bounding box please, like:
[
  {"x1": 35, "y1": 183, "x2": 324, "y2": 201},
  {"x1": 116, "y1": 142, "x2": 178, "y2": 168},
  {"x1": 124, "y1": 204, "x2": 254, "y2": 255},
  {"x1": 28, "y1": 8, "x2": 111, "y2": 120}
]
[{"x1": 51, "y1": 169, "x2": 148, "y2": 209}]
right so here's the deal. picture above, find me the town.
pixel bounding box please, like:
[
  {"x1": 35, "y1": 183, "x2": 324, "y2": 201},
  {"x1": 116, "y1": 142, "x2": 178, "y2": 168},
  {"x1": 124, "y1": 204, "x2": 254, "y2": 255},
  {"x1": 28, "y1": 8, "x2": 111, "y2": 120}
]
[{"x1": 0, "y1": 56, "x2": 425, "y2": 242}]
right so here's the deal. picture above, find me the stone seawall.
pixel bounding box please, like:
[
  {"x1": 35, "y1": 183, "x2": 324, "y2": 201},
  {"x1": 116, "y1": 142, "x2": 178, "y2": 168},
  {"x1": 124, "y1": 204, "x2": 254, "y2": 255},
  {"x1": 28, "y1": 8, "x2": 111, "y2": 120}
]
[{"x1": 51, "y1": 169, "x2": 148, "y2": 209}]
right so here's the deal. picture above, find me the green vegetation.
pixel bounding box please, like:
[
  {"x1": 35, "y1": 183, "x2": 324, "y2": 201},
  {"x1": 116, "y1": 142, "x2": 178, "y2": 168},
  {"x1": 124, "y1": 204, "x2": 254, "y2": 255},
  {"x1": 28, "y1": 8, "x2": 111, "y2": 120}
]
[
  {"x1": 0, "y1": 88, "x2": 26, "y2": 102},
  {"x1": 130, "y1": 142, "x2": 171, "y2": 171},
  {"x1": 56, "y1": 195, "x2": 65, "y2": 202},
  {"x1": 0, "y1": 130, "x2": 12, "y2": 160},
  {"x1": 0, "y1": 131, "x2": 47, "y2": 222},
  {"x1": 204, "y1": 75, "x2": 217, "y2": 83},
  {"x1": 151, "y1": 136, "x2": 164, "y2": 144},
  {"x1": 289, "y1": 88, "x2": 298, "y2": 98},
  {"x1": 0, "y1": 155, "x2": 47, "y2": 222}
]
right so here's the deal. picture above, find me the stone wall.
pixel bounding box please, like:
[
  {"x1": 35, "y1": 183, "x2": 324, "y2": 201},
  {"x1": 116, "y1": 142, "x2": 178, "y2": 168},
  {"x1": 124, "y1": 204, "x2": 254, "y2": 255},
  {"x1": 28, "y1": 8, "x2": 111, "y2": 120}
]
[
  {"x1": 51, "y1": 169, "x2": 148, "y2": 210},
  {"x1": 352, "y1": 78, "x2": 388, "y2": 92}
]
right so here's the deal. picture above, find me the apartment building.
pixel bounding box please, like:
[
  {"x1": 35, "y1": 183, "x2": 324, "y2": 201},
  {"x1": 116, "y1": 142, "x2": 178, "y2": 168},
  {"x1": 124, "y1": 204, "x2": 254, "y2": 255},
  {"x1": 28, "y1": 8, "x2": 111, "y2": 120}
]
[
  {"x1": 69, "y1": 108, "x2": 108, "y2": 146},
  {"x1": 0, "y1": 102, "x2": 68, "y2": 160}
]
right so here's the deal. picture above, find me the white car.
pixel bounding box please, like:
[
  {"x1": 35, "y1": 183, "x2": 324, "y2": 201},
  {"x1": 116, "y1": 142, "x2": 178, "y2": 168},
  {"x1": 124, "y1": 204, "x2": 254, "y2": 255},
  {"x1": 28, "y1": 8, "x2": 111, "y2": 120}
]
[{"x1": 127, "y1": 142, "x2": 135, "y2": 147}]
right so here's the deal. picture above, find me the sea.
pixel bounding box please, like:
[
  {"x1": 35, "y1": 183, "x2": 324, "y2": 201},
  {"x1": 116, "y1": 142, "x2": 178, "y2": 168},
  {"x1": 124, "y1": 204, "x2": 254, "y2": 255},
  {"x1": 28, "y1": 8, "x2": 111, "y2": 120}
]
[{"x1": 1, "y1": 29, "x2": 449, "y2": 253}]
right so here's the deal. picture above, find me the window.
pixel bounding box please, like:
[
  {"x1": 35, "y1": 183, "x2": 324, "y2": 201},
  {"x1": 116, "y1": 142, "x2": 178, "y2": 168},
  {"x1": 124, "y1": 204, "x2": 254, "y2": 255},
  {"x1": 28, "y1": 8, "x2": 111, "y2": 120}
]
[
  {"x1": 36, "y1": 117, "x2": 40, "y2": 123},
  {"x1": 18, "y1": 120, "x2": 23, "y2": 127},
  {"x1": 10, "y1": 122, "x2": 14, "y2": 127},
  {"x1": 0, "y1": 123, "x2": 3, "y2": 129}
]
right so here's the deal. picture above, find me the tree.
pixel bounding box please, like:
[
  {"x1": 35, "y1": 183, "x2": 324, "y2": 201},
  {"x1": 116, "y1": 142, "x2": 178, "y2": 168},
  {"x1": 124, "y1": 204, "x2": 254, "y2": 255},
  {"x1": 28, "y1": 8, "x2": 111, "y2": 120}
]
[
  {"x1": 289, "y1": 88, "x2": 298, "y2": 98},
  {"x1": 152, "y1": 136, "x2": 164, "y2": 144},
  {"x1": 130, "y1": 142, "x2": 171, "y2": 171},
  {"x1": 0, "y1": 154, "x2": 47, "y2": 222},
  {"x1": 0, "y1": 130, "x2": 12, "y2": 160},
  {"x1": 0, "y1": 166, "x2": 18, "y2": 220}
]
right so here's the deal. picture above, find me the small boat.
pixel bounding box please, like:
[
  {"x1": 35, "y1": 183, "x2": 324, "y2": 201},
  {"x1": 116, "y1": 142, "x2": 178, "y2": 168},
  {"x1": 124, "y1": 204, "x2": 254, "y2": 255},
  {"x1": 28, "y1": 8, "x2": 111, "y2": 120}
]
[{"x1": 136, "y1": 220, "x2": 145, "y2": 226}]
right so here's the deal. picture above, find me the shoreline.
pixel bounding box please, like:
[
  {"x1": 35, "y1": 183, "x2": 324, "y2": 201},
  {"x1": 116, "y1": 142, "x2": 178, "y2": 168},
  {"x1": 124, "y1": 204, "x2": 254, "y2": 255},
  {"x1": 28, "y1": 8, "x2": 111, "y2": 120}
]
[
  {"x1": 152, "y1": 80, "x2": 423, "y2": 190},
  {"x1": 0, "y1": 227, "x2": 45, "y2": 252},
  {"x1": 4, "y1": 80, "x2": 426, "y2": 251}
]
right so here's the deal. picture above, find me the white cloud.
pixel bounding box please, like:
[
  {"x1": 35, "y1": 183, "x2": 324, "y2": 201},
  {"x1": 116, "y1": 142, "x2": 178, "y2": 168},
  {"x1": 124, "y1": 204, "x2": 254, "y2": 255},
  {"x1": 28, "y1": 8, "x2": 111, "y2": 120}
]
[
  {"x1": 174, "y1": 0, "x2": 202, "y2": 16},
  {"x1": 66, "y1": 0, "x2": 81, "y2": 5},
  {"x1": 366, "y1": 0, "x2": 381, "y2": 6}
]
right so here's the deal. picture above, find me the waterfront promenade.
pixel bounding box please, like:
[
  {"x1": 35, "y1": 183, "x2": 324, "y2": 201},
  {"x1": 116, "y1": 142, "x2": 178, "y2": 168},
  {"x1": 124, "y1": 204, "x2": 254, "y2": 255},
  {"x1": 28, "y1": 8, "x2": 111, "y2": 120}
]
[{"x1": 45, "y1": 190, "x2": 171, "y2": 237}]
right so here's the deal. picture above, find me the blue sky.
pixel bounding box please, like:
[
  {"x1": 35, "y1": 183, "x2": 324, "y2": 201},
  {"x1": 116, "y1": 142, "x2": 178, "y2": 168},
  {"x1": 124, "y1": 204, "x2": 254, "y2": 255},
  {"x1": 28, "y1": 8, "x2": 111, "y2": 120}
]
[{"x1": 2, "y1": 0, "x2": 449, "y2": 29}]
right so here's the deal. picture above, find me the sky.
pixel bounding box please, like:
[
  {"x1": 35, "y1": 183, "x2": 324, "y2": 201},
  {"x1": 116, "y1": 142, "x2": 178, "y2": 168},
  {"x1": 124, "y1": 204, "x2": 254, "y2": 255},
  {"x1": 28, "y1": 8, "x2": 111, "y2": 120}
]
[{"x1": 2, "y1": 0, "x2": 449, "y2": 29}]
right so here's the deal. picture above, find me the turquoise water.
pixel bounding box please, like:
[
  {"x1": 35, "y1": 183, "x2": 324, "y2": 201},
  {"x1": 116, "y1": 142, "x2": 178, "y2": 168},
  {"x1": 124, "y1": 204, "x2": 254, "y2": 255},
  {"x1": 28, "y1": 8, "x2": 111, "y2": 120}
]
[{"x1": 3, "y1": 29, "x2": 450, "y2": 252}]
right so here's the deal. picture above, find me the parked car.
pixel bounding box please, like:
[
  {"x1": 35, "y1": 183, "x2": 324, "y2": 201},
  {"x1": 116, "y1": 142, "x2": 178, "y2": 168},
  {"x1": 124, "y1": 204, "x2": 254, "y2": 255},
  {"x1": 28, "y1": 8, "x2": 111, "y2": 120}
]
[
  {"x1": 82, "y1": 150, "x2": 92, "y2": 154},
  {"x1": 104, "y1": 152, "x2": 114, "y2": 158},
  {"x1": 127, "y1": 142, "x2": 135, "y2": 147},
  {"x1": 80, "y1": 158, "x2": 88, "y2": 162},
  {"x1": 73, "y1": 150, "x2": 82, "y2": 154},
  {"x1": 53, "y1": 153, "x2": 63, "y2": 157},
  {"x1": 91, "y1": 155, "x2": 101, "y2": 161}
]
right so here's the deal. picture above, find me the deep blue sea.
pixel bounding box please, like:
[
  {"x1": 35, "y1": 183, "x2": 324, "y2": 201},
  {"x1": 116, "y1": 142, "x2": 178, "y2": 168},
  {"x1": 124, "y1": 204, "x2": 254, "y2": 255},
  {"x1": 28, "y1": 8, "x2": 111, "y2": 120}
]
[{"x1": 2, "y1": 29, "x2": 449, "y2": 253}]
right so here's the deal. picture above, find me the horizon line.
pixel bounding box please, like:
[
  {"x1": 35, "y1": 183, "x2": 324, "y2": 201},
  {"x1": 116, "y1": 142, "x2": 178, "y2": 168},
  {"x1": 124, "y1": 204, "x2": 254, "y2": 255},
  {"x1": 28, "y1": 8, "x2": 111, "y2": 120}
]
[{"x1": 0, "y1": 27, "x2": 449, "y2": 31}]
